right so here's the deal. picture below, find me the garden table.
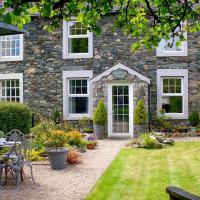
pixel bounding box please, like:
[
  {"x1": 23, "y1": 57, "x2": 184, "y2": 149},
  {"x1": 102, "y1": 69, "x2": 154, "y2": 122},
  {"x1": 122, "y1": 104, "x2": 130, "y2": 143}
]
[{"x1": 0, "y1": 140, "x2": 21, "y2": 148}]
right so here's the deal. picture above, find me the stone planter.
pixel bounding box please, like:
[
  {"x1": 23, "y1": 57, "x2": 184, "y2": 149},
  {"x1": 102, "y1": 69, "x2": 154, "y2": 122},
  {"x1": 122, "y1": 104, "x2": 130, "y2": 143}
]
[
  {"x1": 134, "y1": 125, "x2": 146, "y2": 135},
  {"x1": 93, "y1": 125, "x2": 105, "y2": 139},
  {"x1": 46, "y1": 147, "x2": 68, "y2": 170}
]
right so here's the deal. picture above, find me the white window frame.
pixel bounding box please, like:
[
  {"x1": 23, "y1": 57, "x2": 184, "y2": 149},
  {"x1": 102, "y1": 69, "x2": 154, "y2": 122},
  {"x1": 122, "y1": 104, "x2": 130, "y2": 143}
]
[
  {"x1": 156, "y1": 22, "x2": 188, "y2": 57},
  {"x1": 0, "y1": 34, "x2": 24, "y2": 62},
  {"x1": 63, "y1": 20, "x2": 93, "y2": 59},
  {"x1": 0, "y1": 73, "x2": 23, "y2": 102},
  {"x1": 63, "y1": 70, "x2": 93, "y2": 120},
  {"x1": 157, "y1": 69, "x2": 188, "y2": 119}
]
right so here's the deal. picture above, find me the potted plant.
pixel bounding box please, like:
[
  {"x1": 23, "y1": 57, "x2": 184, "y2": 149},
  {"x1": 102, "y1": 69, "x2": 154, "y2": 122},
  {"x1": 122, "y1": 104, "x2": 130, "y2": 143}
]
[
  {"x1": 86, "y1": 141, "x2": 97, "y2": 150},
  {"x1": 45, "y1": 130, "x2": 68, "y2": 170},
  {"x1": 86, "y1": 135, "x2": 97, "y2": 149},
  {"x1": 93, "y1": 99, "x2": 107, "y2": 139},
  {"x1": 134, "y1": 100, "x2": 147, "y2": 135},
  {"x1": 189, "y1": 110, "x2": 199, "y2": 133}
]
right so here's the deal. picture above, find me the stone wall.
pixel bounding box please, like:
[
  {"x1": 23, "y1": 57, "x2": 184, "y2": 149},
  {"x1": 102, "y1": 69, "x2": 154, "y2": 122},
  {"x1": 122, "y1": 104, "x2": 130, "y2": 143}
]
[{"x1": 0, "y1": 15, "x2": 199, "y2": 120}]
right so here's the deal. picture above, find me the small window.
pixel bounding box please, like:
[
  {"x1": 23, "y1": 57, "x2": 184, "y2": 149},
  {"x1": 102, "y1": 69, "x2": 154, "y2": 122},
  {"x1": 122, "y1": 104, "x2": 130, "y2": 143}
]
[
  {"x1": 161, "y1": 78, "x2": 183, "y2": 113},
  {"x1": 157, "y1": 69, "x2": 188, "y2": 119},
  {"x1": 0, "y1": 34, "x2": 23, "y2": 61},
  {"x1": 156, "y1": 22, "x2": 188, "y2": 57},
  {"x1": 68, "y1": 79, "x2": 89, "y2": 115},
  {"x1": 63, "y1": 21, "x2": 93, "y2": 59},
  {"x1": 0, "y1": 73, "x2": 23, "y2": 102}
]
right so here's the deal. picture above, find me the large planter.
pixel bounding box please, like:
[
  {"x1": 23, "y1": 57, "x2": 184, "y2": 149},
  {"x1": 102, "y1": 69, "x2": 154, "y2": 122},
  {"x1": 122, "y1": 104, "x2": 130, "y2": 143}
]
[
  {"x1": 134, "y1": 125, "x2": 146, "y2": 135},
  {"x1": 46, "y1": 147, "x2": 68, "y2": 170},
  {"x1": 93, "y1": 125, "x2": 104, "y2": 139}
]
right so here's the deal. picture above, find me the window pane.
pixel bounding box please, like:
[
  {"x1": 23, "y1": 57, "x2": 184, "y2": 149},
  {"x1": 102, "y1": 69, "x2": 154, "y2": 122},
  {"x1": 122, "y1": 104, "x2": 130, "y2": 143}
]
[
  {"x1": 0, "y1": 34, "x2": 21, "y2": 58},
  {"x1": 160, "y1": 36, "x2": 183, "y2": 52},
  {"x1": 162, "y1": 96, "x2": 183, "y2": 113},
  {"x1": 69, "y1": 79, "x2": 88, "y2": 94},
  {"x1": 69, "y1": 97, "x2": 88, "y2": 114},
  {"x1": 0, "y1": 79, "x2": 20, "y2": 102},
  {"x1": 68, "y1": 38, "x2": 88, "y2": 53},
  {"x1": 175, "y1": 79, "x2": 182, "y2": 93},
  {"x1": 69, "y1": 22, "x2": 87, "y2": 35}
]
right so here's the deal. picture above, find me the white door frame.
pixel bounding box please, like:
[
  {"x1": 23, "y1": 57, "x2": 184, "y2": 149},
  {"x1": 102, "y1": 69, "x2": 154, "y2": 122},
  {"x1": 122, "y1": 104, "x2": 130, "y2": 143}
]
[{"x1": 107, "y1": 83, "x2": 133, "y2": 137}]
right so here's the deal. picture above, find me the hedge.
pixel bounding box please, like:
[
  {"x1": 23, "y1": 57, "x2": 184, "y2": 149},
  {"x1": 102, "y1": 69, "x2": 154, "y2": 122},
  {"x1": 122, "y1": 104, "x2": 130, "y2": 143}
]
[{"x1": 0, "y1": 102, "x2": 32, "y2": 134}]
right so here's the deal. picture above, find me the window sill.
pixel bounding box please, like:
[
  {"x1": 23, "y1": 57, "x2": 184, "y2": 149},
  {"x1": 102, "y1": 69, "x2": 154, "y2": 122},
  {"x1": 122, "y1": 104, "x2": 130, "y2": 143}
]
[
  {"x1": 160, "y1": 113, "x2": 188, "y2": 120},
  {"x1": 63, "y1": 53, "x2": 93, "y2": 59},
  {"x1": 156, "y1": 52, "x2": 188, "y2": 57},
  {"x1": 64, "y1": 114, "x2": 90, "y2": 120},
  {"x1": 0, "y1": 57, "x2": 23, "y2": 62}
]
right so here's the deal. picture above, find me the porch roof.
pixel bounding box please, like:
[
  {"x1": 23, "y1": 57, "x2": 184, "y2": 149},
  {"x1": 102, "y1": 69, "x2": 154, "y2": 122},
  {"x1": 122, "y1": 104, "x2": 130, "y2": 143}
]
[
  {"x1": 0, "y1": 22, "x2": 28, "y2": 36},
  {"x1": 90, "y1": 63, "x2": 151, "y2": 84}
]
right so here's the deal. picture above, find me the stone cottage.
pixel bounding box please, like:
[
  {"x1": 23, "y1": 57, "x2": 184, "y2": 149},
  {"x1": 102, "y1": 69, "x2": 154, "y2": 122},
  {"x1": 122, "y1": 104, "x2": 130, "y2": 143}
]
[{"x1": 0, "y1": 15, "x2": 200, "y2": 137}]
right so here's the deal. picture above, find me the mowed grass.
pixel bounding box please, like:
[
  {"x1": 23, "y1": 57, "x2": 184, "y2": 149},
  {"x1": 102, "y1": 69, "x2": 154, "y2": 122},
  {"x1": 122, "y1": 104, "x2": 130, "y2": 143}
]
[{"x1": 85, "y1": 142, "x2": 200, "y2": 200}]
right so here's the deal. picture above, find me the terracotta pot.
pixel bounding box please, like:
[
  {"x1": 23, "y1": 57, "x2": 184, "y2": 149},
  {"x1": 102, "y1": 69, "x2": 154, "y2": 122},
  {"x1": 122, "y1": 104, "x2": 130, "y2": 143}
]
[{"x1": 87, "y1": 143, "x2": 96, "y2": 150}]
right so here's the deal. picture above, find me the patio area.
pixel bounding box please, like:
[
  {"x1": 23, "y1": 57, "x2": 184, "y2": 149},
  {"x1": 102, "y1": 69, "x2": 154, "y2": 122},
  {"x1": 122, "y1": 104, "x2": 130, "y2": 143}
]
[{"x1": 0, "y1": 139, "x2": 128, "y2": 200}]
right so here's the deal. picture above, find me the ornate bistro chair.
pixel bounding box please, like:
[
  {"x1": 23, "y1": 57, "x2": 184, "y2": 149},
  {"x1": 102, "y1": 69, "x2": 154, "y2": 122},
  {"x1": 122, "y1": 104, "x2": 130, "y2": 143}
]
[
  {"x1": 1, "y1": 130, "x2": 35, "y2": 187},
  {"x1": 5, "y1": 129, "x2": 25, "y2": 142}
]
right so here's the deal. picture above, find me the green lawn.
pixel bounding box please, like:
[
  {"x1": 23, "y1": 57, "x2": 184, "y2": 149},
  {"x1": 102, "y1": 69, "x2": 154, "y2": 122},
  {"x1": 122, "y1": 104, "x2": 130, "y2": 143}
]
[{"x1": 85, "y1": 142, "x2": 200, "y2": 200}]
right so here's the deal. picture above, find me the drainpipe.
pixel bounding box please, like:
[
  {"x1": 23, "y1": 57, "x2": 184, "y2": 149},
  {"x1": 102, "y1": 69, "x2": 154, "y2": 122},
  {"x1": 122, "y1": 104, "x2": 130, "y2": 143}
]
[{"x1": 148, "y1": 82, "x2": 152, "y2": 132}]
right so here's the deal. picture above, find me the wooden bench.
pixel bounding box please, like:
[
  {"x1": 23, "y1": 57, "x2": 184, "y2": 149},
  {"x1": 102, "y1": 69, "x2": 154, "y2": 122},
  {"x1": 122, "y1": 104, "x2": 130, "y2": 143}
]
[{"x1": 166, "y1": 186, "x2": 200, "y2": 200}]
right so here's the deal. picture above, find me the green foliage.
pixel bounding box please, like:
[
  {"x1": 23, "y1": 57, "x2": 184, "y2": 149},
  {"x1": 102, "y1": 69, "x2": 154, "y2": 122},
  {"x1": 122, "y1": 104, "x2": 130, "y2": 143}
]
[
  {"x1": 0, "y1": 102, "x2": 31, "y2": 134},
  {"x1": 134, "y1": 100, "x2": 147, "y2": 125},
  {"x1": 139, "y1": 133, "x2": 157, "y2": 149},
  {"x1": 51, "y1": 108, "x2": 61, "y2": 124},
  {"x1": 0, "y1": 131, "x2": 5, "y2": 138},
  {"x1": 28, "y1": 149, "x2": 45, "y2": 161},
  {"x1": 82, "y1": 128, "x2": 93, "y2": 133},
  {"x1": 31, "y1": 119, "x2": 73, "y2": 145},
  {"x1": 154, "y1": 109, "x2": 173, "y2": 131},
  {"x1": 189, "y1": 110, "x2": 200, "y2": 127},
  {"x1": 79, "y1": 116, "x2": 92, "y2": 129},
  {"x1": 44, "y1": 130, "x2": 67, "y2": 148},
  {"x1": 93, "y1": 99, "x2": 107, "y2": 125},
  {"x1": 66, "y1": 131, "x2": 83, "y2": 147},
  {"x1": 0, "y1": 1, "x2": 199, "y2": 51}
]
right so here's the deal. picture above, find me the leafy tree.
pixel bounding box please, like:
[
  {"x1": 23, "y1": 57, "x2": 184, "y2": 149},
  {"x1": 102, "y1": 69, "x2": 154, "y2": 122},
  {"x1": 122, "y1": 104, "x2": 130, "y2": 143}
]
[{"x1": 0, "y1": 0, "x2": 200, "y2": 50}]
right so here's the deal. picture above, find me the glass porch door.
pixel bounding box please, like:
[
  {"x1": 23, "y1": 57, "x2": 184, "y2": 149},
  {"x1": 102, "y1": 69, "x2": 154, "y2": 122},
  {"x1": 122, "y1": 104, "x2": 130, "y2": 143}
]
[
  {"x1": 108, "y1": 84, "x2": 133, "y2": 137},
  {"x1": 112, "y1": 85, "x2": 129, "y2": 133}
]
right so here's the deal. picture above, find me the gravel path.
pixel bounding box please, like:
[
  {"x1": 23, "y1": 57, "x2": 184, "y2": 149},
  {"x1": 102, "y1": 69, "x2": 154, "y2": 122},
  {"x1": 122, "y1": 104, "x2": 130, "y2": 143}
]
[{"x1": 0, "y1": 139, "x2": 128, "y2": 200}]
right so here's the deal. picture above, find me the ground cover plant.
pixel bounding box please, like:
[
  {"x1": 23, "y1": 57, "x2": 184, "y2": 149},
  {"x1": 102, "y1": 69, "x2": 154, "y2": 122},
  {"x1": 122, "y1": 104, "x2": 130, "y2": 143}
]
[{"x1": 86, "y1": 142, "x2": 200, "y2": 200}]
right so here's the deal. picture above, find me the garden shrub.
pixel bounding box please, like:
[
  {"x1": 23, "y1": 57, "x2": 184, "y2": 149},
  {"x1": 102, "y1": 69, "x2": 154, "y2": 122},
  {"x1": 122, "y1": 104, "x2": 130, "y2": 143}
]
[
  {"x1": 139, "y1": 133, "x2": 157, "y2": 149},
  {"x1": 0, "y1": 102, "x2": 31, "y2": 134},
  {"x1": 66, "y1": 131, "x2": 83, "y2": 147},
  {"x1": 154, "y1": 109, "x2": 173, "y2": 132},
  {"x1": 134, "y1": 100, "x2": 147, "y2": 125},
  {"x1": 51, "y1": 108, "x2": 61, "y2": 124},
  {"x1": 189, "y1": 110, "x2": 199, "y2": 127},
  {"x1": 79, "y1": 116, "x2": 92, "y2": 129},
  {"x1": 45, "y1": 130, "x2": 67, "y2": 148},
  {"x1": 31, "y1": 119, "x2": 74, "y2": 146},
  {"x1": 67, "y1": 148, "x2": 81, "y2": 164},
  {"x1": 93, "y1": 99, "x2": 107, "y2": 125}
]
